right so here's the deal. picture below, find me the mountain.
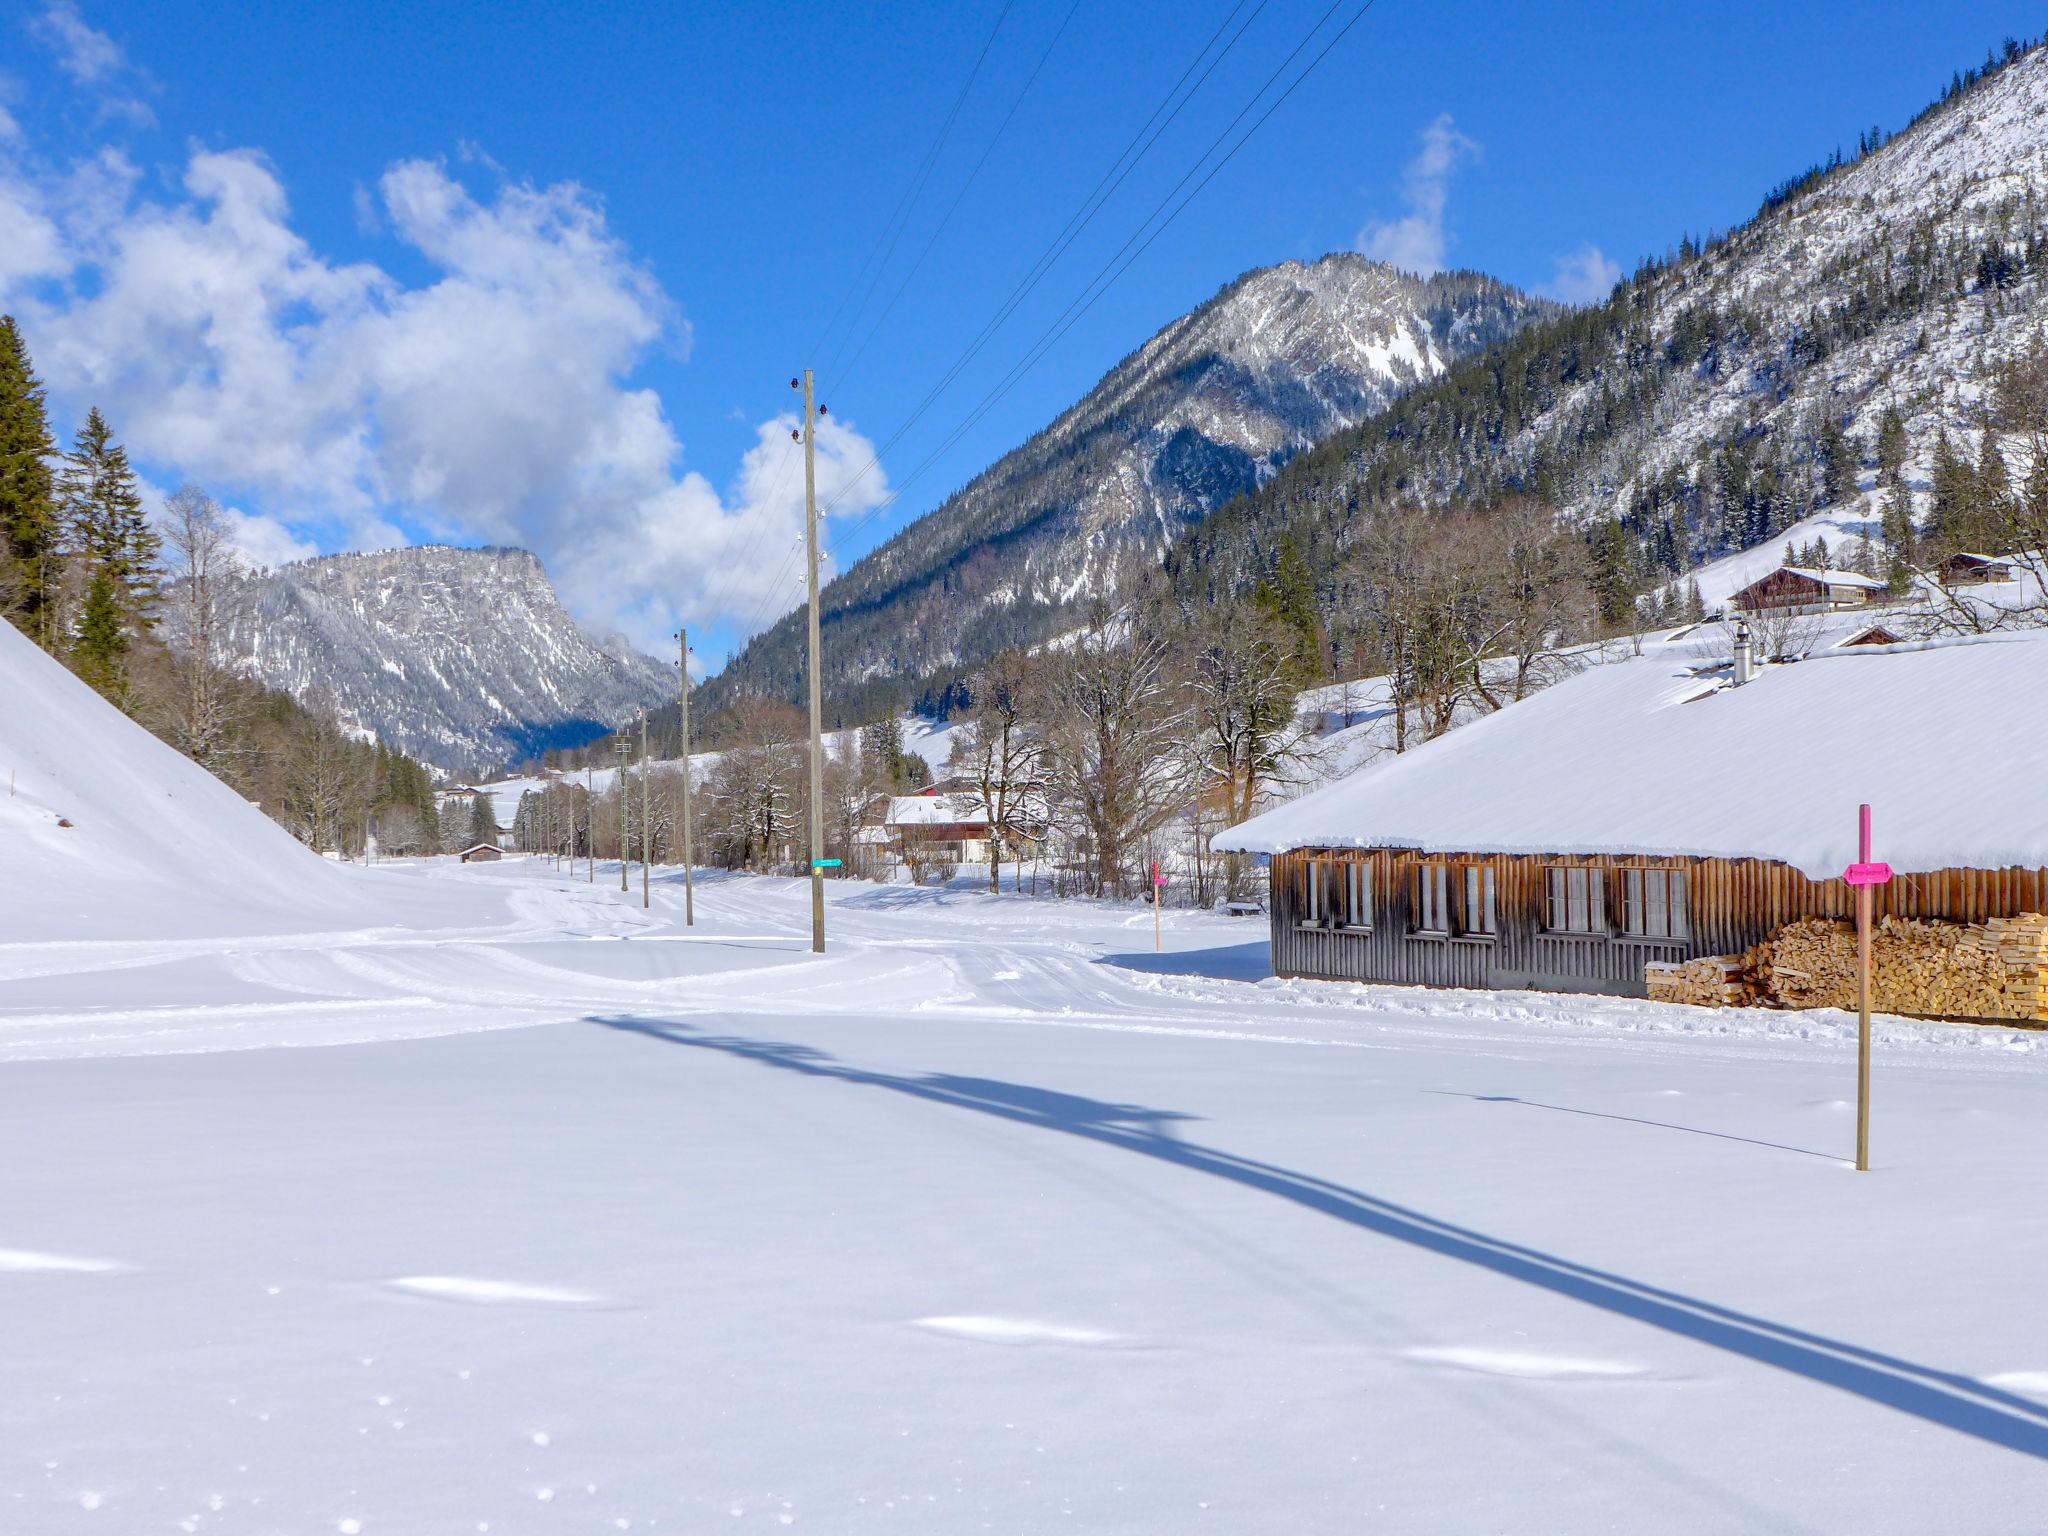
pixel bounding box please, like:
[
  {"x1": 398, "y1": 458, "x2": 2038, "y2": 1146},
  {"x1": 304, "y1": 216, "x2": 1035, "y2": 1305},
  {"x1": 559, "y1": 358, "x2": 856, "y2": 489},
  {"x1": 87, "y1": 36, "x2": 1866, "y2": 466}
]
[
  {"x1": 704, "y1": 254, "x2": 1555, "y2": 718},
  {"x1": 185, "y1": 545, "x2": 674, "y2": 776},
  {"x1": 1162, "y1": 39, "x2": 2048, "y2": 622}
]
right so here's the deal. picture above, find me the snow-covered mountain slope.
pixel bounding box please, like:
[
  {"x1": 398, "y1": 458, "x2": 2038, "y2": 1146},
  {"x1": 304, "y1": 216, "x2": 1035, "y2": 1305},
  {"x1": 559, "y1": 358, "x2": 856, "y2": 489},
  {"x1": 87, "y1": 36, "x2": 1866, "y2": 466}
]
[
  {"x1": 179, "y1": 546, "x2": 675, "y2": 776},
  {"x1": 1173, "y1": 42, "x2": 2048, "y2": 602},
  {"x1": 0, "y1": 615, "x2": 373, "y2": 941},
  {"x1": 705, "y1": 255, "x2": 1553, "y2": 715}
]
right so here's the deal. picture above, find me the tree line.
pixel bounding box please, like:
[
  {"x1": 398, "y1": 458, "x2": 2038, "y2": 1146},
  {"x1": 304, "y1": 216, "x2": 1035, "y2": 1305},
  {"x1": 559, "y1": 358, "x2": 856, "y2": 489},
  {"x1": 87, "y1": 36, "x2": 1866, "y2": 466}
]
[{"x1": 0, "y1": 316, "x2": 441, "y2": 857}]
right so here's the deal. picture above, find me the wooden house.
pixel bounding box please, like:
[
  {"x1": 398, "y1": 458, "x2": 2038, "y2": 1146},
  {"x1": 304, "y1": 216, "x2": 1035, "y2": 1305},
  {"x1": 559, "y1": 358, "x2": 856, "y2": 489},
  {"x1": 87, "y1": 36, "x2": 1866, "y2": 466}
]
[
  {"x1": 458, "y1": 843, "x2": 504, "y2": 863},
  {"x1": 1213, "y1": 631, "x2": 2048, "y2": 1018},
  {"x1": 1729, "y1": 566, "x2": 1884, "y2": 613},
  {"x1": 1935, "y1": 551, "x2": 2016, "y2": 586}
]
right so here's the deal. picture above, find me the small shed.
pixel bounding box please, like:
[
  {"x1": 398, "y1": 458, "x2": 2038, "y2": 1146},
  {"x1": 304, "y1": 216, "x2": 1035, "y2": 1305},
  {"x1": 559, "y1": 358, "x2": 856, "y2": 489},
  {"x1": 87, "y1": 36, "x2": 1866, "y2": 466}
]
[
  {"x1": 1729, "y1": 566, "x2": 1884, "y2": 613},
  {"x1": 1838, "y1": 622, "x2": 1905, "y2": 648},
  {"x1": 458, "y1": 843, "x2": 504, "y2": 863}
]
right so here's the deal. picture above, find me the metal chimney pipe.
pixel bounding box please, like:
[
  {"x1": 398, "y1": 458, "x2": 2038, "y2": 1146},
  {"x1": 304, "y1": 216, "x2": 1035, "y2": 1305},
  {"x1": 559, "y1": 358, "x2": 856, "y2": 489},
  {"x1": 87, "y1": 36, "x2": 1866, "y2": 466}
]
[{"x1": 1733, "y1": 616, "x2": 1755, "y2": 685}]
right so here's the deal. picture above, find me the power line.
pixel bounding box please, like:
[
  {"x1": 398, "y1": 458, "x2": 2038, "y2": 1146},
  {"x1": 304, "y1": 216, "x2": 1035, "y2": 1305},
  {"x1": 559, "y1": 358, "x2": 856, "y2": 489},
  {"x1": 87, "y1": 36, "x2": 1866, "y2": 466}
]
[
  {"x1": 724, "y1": 0, "x2": 1272, "y2": 647},
  {"x1": 825, "y1": 0, "x2": 1379, "y2": 564},
  {"x1": 835, "y1": 0, "x2": 1084, "y2": 394}
]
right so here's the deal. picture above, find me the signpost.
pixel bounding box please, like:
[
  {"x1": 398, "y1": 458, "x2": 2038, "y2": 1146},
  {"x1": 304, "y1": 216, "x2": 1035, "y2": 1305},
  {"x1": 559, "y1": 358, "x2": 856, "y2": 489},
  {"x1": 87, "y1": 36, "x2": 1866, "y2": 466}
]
[
  {"x1": 813, "y1": 858, "x2": 842, "y2": 870},
  {"x1": 1842, "y1": 803, "x2": 1893, "y2": 1172}
]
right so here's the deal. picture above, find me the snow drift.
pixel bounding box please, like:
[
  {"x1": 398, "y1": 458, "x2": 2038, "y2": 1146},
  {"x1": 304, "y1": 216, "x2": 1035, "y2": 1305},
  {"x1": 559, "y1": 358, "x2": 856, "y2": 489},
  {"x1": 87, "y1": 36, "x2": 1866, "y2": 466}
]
[{"x1": 0, "y1": 617, "x2": 373, "y2": 941}]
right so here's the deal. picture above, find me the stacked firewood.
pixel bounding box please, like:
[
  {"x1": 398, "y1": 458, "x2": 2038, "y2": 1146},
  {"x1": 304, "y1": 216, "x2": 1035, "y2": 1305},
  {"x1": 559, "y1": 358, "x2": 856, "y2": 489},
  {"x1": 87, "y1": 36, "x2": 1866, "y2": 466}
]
[
  {"x1": 1680, "y1": 913, "x2": 2048, "y2": 1022},
  {"x1": 1644, "y1": 956, "x2": 1755, "y2": 1007}
]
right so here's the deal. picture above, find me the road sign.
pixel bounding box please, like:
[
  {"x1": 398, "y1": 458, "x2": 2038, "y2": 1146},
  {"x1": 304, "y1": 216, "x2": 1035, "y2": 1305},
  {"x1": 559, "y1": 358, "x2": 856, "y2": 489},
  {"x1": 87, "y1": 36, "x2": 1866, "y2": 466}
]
[
  {"x1": 1152, "y1": 859, "x2": 1166, "y2": 887},
  {"x1": 1844, "y1": 861, "x2": 1892, "y2": 886},
  {"x1": 813, "y1": 857, "x2": 842, "y2": 869}
]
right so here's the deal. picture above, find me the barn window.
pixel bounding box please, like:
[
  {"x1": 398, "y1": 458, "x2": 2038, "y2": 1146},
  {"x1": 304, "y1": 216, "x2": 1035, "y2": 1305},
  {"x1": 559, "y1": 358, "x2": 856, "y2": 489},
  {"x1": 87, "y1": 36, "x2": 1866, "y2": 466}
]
[
  {"x1": 1300, "y1": 859, "x2": 1372, "y2": 931},
  {"x1": 1460, "y1": 864, "x2": 1497, "y2": 936},
  {"x1": 1414, "y1": 863, "x2": 1451, "y2": 934},
  {"x1": 1545, "y1": 866, "x2": 1607, "y2": 934},
  {"x1": 1621, "y1": 867, "x2": 1689, "y2": 940}
]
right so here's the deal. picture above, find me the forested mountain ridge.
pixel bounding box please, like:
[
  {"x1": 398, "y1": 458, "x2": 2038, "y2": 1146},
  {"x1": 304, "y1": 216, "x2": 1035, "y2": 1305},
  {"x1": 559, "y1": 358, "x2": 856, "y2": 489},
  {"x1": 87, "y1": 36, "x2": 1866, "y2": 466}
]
[
  {"x1": 1161, "y1": 38, "x2": 2048, "y2": 624},
  {"x1": 703, "y1": 254, "x2": 1554, "y2": 719},
  {"x1": 172, "y1": 545, "x2": 674, "y2": 776}
]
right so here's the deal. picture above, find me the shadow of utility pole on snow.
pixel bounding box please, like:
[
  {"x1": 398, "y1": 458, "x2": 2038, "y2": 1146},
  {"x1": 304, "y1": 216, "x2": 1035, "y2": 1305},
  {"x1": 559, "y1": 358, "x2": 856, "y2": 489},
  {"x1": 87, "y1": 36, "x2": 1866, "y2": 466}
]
[{"x1": 590, "y1": 1014, "x2": 2048, "y2": 1462}]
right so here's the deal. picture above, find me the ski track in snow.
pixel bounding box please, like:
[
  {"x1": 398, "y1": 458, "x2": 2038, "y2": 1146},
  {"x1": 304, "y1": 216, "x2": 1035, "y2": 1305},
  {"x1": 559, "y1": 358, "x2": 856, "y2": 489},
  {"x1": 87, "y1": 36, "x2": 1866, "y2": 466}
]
[
  {"x1": 0, "y1": 1247, "x2": 127, "y2": 1274},
  {"x1": 384, "y1": 1276, "x2": 612, "y2": 1308},
  {"x1": 1402, "y1": 1345, "x2": 1655, "y2": 1381}
]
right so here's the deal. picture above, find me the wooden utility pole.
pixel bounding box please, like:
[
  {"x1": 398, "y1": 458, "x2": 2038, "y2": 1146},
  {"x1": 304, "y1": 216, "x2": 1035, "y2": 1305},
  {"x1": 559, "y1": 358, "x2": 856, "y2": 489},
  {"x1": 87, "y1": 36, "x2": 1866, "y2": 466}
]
[
  {"x1": 1844, "y1": 802, "x2": 1892, "y2": 1173},
  {"x1": 799, "y1": 368, "x2": 827, "y2": 954},
  {"x1": 614, "y1": 739, "x2": 630, "y2": 892},
  {"x1": 586, "y1": 763, "x2": 594, "y2": 882},
  {"x1": 679, "y1": 628, "x2": 695, "y2": 926},
  {"x1": 639, "y1": 708, "x2": 651, "y2": 909}
]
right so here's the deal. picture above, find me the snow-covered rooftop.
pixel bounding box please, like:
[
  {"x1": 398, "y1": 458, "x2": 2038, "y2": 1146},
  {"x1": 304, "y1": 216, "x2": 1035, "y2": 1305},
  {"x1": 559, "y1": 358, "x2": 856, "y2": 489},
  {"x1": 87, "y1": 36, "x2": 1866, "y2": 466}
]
[
  {"x1": 1774, "y1": 566, "x2": 1886, "y2": 589},
  {"x1": 885, "y1": 793, "x2": 988, "y2": 828},
  {"x1": 1215, "y1": 630, "x2": 2048, "y2": 880}
]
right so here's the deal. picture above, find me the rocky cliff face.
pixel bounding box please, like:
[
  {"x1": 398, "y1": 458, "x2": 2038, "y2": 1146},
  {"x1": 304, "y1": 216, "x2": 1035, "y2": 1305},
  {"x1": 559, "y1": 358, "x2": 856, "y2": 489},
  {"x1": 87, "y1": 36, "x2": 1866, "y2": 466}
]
[
  {"x1": 189, "y1": 545, "x2": 674, "y2": 775},
  {"x1": 705, "y1": 254, "x2": 1554, "y2": 715}
]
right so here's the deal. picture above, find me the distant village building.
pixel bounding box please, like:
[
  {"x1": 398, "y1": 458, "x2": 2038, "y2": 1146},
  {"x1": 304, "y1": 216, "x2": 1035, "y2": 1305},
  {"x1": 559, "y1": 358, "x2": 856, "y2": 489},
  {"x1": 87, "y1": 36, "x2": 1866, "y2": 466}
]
[
  {"x1": 1729, "y1": 566, "x2": 1884, "y2": 614},
  {"x1": 1214, "y1": 631, "x2": 2048, "y2": 1023},
  {"x1": 1935, "y1": 551, "x2": 2016, "y2": 586},
  {"x1": 458, "y1": 843, "x2": 504, "y2": 863}
]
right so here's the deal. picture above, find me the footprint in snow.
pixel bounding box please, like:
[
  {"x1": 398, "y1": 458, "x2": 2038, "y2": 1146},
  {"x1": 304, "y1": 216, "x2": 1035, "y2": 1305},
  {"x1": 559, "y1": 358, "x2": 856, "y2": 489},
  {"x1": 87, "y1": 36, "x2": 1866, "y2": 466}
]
[
  {"x1": 913, "y1": 1315, "x2": 1125, "y2": 1348},
  {"x1": 0, "y1": 1247, "x2": 127, "y2": 1275},
  {"x1": 384, "y1": 1276, "x2": 612, "y2": 1308},
  {"x1": 1402, "y1": 1345, "x2": 1653, "y2": 1381}
]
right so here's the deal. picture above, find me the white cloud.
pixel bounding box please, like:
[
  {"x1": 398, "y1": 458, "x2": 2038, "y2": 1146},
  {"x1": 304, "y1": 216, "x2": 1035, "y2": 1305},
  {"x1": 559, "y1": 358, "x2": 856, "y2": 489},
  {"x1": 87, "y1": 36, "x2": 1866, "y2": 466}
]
[
  {"x1": 28, "y1": 2, "x2": 154, "y2": 128},
  {"x1": 1357, "y1": 113, "x2": 1478, "y2": 277},
  {"x1": 30, "y1": 1, "x2": 125, "y2": 84},
  {"x1": 0, "y1": 134, "x2": 884, "y2": 655},
  {"x1": 1543, "y1": 243, "x2": 1622, "y2": 306}
]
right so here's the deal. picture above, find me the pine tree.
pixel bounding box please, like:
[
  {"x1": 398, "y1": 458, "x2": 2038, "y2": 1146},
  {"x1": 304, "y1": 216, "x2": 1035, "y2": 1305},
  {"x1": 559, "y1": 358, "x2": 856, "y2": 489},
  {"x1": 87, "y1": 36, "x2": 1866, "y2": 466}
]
[
  {"x1": 1875, "y1": 406, "x2": 1909, "y2": 485},
  {"x1": 1818, "y1": 413, "x2": 1853, "y2": 505},
  {"x1": 58, "y1": 407, "x2": 157, "y2": 629},
  {"x1": 468, "y1": 792, "x2": 498, "y2": 848},
  {"x1": 71, "y1": 565, "x2": 126, "y2": 699},
  {"x1": 0, "y1": 316, "x2": 60, "y2": 646}
]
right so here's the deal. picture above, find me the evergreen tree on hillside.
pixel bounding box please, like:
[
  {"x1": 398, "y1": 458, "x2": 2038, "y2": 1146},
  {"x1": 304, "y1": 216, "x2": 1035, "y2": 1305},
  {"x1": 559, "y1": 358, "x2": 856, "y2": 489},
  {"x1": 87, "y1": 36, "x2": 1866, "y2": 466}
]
[
  {"x1": 58, "y1": 407, "x2": 158, "y2": 627},
  {"x1": 468, "y1": 792, "x2": 499, "y2": 848},
  {"x1": 0, "y1": 317, "x2": 60, "y2": 646},
  {"x1": 70, "y1": 566, "x2": 127, "y2": 700}
]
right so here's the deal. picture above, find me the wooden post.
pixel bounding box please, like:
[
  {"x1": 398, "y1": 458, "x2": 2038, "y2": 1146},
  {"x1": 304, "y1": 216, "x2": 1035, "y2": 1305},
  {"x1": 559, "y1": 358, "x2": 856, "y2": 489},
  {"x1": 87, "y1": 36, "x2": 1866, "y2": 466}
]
[
  {"x1": 586, "y1": 763, "x2": 594, "y2": 882},
  {"x1": 679, "y1": 628, "x2": 695, "y2": 926},
  {"x1": 1856, "y1": 802, "x2": 1873, "y2": 1172},
  {"x1": 640, "y1": 708, "x2": 651, "y2": 910},
  {"x1": 1153, "y1": 858, "x2": 1163, "y2": 953},
  {"x1": 800, "y1": 368, "x2": 826, "y2": 955}
]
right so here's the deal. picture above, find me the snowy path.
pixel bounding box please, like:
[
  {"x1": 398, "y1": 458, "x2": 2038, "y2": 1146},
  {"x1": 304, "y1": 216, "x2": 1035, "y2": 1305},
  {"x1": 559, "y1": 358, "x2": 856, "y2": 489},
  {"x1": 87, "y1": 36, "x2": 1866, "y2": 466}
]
[{"x1": 3, "y1": 861, "x2": 2046, "y2": 1532}]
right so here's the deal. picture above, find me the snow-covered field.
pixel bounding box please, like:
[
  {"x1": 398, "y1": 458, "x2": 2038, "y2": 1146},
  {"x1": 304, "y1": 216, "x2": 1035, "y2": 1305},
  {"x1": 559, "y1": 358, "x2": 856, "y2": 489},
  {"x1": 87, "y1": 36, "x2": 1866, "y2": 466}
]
[{"x1": 5, "y1": 858, "x2": 2048, "y2": 1533}]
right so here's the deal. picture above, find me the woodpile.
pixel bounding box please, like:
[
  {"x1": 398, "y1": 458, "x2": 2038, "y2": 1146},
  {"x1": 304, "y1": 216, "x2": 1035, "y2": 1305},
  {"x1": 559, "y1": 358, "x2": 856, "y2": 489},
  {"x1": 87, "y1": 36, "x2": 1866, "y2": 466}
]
[
  {"x1": 1650, "y1": 912, "x2": 2048, "y2": 1022},
  {"x1": 1645, "y1": 956, "x2": 1754, "y2": 1007}
]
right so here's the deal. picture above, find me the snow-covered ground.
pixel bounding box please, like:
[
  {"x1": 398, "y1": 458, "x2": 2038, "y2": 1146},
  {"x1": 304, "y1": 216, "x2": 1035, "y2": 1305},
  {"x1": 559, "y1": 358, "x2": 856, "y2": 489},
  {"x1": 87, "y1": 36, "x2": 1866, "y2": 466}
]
[{"x1": 5, "y1": 859, "x2": 2047, "y2": 1533}]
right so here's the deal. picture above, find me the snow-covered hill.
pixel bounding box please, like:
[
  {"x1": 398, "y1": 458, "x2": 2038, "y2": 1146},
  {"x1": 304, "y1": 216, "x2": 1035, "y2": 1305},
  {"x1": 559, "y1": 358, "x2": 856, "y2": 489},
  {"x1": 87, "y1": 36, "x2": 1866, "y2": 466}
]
[
  {"x1": 1172, "y1": 43, "x2": 2048, "y2": 614},
  {"x1": 0, "y1": 615, "x2": 373, "y2": 941},
  {"x1": 177, "y1": 546, "x2": 676, "y2": 777},
  {"x1": 706, "y1": 255, "x2": 1553, "y2": 714}
]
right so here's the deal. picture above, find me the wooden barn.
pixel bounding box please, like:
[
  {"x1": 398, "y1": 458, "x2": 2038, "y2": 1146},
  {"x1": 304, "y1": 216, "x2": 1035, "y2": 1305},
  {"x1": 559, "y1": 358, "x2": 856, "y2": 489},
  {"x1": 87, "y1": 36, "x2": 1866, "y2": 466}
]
[
  {"x1": 458, "y1": 843, "x2": 503, "y2": 863},
  {"x1": 1214, "y1": 630, "x2": 2048, "y2": 1021},
  {"x1": 1935, "y1": 551, "x2": 2017, "y2": 586},
  {"x1": 1729, "y1": 565, "x2": 1885, "y2": 613}
]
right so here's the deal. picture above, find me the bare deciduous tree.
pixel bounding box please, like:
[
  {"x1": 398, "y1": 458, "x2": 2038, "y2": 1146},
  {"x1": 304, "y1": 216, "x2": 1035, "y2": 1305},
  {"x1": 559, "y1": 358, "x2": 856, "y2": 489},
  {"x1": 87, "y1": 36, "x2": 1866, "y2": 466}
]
[{"x1": 947, "y1": 648, "x2": 1047, "y2": 893}]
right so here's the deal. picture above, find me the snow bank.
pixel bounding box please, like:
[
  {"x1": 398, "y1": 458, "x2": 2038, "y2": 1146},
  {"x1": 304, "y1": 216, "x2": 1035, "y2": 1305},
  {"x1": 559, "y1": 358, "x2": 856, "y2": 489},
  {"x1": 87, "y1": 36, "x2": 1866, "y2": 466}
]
[
  {"x1": 0, "y1": 617, "x2": 371, "y2": 940},
  {"x1": 1216, "y1": 628, "x2": 2048, "y2": 880}
]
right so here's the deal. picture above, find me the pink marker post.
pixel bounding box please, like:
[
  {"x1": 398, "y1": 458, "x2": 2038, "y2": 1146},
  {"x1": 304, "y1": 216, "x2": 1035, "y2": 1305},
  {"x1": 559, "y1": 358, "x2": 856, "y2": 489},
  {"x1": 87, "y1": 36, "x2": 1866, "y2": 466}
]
[{"x1": 1843, "y1": 804, "x2": 1893, "y2": 1171}]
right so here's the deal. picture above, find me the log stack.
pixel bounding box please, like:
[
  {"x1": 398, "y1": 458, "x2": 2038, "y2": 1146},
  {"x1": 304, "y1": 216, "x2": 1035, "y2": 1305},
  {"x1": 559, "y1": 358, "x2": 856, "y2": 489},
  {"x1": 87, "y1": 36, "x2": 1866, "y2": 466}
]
[{"x1": 1654, "y1": 912, "x2": 2048, "y2": 1021}]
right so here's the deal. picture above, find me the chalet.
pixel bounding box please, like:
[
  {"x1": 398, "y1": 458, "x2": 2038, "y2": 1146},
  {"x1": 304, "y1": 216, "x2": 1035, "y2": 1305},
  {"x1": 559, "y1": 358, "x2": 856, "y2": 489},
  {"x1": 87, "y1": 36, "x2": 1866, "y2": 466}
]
[
  {"x1": 458, "y1": 843, "x2": 504, "y2": 863},
  {"x1": 1213, "y1": 630, "x2": 2048, "y2": 1021},
  {"x1": 884, "y1": 792, "x2": 994, "y2": 865},
  {"x1": 1935, "y1": 551, "x2": 2016, "y2": 586},
  {"x1": 1729, "y1": 566, "x2": 1885, "y2": 613}
]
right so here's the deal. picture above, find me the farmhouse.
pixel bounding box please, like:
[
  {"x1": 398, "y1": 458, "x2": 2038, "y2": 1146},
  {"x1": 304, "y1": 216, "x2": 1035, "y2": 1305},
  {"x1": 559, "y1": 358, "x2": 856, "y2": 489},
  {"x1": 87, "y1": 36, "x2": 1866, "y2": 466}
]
[
  {"x1": 1214, "y1": 630, "x2": 2048, "y2": 1022},
  {"x1": 1729, "y1": 565, "x2": 1885, "y2": 613},
  {"x1": 1935, "y1": 551, "x2": 2017, "y2": 586}
]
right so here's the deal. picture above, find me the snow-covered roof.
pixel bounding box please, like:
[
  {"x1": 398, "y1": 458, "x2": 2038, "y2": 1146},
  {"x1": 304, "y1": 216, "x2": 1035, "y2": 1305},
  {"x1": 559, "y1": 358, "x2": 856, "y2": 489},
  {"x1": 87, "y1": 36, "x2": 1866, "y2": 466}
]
[
  {"x1": 1215, "y1": 630, "x2": 2048, "y2": 880},
  {"x1": 1771, "y1": 567, "x2": 1887, "y2": 589},
  {"x1": 885, "y1": 793, "x2": 988, "y2": 828}
]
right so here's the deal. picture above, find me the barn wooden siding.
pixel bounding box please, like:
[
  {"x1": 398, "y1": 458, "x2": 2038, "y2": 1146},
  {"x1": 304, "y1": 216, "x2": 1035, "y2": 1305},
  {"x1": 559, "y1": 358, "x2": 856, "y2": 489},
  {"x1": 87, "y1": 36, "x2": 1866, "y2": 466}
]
[{"x1": 1268, "y1": 849, "x2": 2048, "y2": 997}]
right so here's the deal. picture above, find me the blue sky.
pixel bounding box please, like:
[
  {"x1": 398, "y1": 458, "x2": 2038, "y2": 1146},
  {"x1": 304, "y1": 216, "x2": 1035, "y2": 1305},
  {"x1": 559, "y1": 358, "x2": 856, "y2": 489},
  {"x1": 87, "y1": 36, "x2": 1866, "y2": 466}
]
[{"x1": 2, "y1": 1, "x2": 2040, "y2": 664}]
